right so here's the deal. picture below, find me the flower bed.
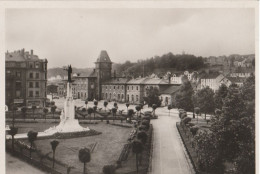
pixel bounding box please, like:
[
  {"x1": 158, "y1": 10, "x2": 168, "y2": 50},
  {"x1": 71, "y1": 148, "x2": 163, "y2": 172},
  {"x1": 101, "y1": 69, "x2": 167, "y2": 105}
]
[{"x1": 52, "y1": 129, "x2": 102, "y2": 139}]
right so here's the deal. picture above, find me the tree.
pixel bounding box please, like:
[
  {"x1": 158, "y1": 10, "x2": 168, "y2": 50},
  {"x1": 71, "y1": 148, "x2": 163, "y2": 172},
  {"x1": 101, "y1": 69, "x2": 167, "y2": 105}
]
[
  {"x1": 51, "y1": 106, "x2": 57, "y2": 120},
  {"x1": 8, "y1": 127, "x2": 18, "y2": 153},
  {"x1": 104, "y1": 101, "x2": 108, "y2": 112},
  {"x1": 175, "y1": 81, "x2": 194, "y2": 111},
  {"x1": 27, "y1": 131, "x2": 38, "y2": 158},
  {"x1": 78, "y1": 148, "x2": 91, "y2": 174},
  {"x1": 43, "y1": 108, "x2": 48, "y2": 121},
  {"x1": 93, "y1": 106, "x2": 97, "y2": 120},
  {"x1": 50, "y1": 140, "x2": 59, "y2": 168},
  {"x1": 32, "y1": 105, "x2": 37, "y2": 120},
  {"x1": 152, "y1": 104, "x2": 157, "y2": 117},
  {"x1": 214, "y1": 84, "x2": 228, "y2": 110},
  {"x1": 128, "y1": 109, "x2": 134, "y2": 122},
  {"x1": 114, "y1": 102, "x2": 118, "y2": 109},
  {"x1": 137, "y1": 131, "x2": 148, "y2": 144},
  {"x1": 135, "y1": 105, "x2": 141, "y2": 118},
  {"x1": 85, "y1": 100, "x2": 88, "y2": 109},
  {"x1": 167, "y1": 105, "x2": 172, "y2": 116},
  {"x1": 21, "y1": 106, "x2": 27, "y2": 121},
  {"x1": 194, "y1": 107, "x2": 200, "y2": 123},
  {"x1": 193, "y1": 130, "x2": 224, "y2": 173},
  {"x1": 132, "y1": 140, "x2": 143, "y2": 173},
  {"x1": 193, "y1": 87, "x2": 215, "y2": 119},
  {"x1": 111, "y1": 108, "x2": 117, "y2": 122},
  {"x1": 11, "y1": 104, "x2": 17, "y2": 127},
  {"x1": 126, "y1": 103, "x2": 130, "y2": 113},
  {"x1": 143, "y1": 86, "x2": 161, "y2": 107},
  {"x1": 87, "y1": 107, "x2": 94, "y2": 121}
]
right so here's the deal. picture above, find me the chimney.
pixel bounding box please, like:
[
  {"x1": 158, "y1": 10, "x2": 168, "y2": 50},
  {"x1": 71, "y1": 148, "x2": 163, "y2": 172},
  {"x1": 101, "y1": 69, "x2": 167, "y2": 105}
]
[{"x1": 31, "y1": 50, "x2": 33, "y2": 55}]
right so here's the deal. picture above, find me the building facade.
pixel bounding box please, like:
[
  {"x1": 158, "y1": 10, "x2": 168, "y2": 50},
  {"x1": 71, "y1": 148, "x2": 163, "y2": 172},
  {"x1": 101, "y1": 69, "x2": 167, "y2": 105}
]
[{"x1": 5, "y1": 49, "x2": 48, "y2": 108}]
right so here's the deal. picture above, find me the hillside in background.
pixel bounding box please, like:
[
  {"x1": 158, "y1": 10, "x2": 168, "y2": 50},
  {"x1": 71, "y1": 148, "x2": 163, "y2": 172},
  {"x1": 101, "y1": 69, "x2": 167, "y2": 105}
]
[
  {"x1": 47, "y1": 67, "x2": 93, "y2": 79},
  {"x1": 112, "y1": 52, "x2": 205, "y2": 78}
]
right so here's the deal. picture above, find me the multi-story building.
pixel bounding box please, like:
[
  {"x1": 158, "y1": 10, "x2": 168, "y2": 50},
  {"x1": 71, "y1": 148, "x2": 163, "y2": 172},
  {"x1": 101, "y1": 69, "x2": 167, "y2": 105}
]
[
  {"x1": 102, "y1": 78, "x2": 128, "y2": 102},
  {"x1": 200, "y1": 73, "x2": 225, "y2": 92},
  {"x1": 5, "y1": 49, "x2": 48, "y2": 108}
]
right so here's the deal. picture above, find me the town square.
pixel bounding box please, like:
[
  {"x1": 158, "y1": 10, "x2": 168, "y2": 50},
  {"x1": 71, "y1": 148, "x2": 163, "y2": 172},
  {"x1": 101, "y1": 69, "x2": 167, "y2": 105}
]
[{"x1": 4, "y1": 5, "x2": 257, "y2": 174}]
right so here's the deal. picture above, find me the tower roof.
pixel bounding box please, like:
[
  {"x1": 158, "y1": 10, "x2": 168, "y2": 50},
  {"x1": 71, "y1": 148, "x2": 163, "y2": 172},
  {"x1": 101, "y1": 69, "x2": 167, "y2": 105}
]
[{"x1": 96, "y1": 50, "x2": 111, "y2": 63}]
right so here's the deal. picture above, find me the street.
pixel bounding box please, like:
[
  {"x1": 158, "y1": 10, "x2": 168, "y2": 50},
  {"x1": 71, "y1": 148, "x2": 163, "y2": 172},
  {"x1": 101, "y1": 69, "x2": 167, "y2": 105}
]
[{"x1": 151, "y1": 108, "x2": 193, "y2": 174}]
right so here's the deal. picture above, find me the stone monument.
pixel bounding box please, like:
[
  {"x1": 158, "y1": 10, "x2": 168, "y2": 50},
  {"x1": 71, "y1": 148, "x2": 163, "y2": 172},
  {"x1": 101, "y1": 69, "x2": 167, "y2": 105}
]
[{"x1": 45, "y1": 65, "x2": 89, "y2": 133}]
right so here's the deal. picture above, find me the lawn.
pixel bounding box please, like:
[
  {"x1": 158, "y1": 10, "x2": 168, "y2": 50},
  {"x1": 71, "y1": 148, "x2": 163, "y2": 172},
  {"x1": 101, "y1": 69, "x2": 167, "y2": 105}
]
[{"x1": 12, "y1": 121, "x2": 133, "y2": 174}]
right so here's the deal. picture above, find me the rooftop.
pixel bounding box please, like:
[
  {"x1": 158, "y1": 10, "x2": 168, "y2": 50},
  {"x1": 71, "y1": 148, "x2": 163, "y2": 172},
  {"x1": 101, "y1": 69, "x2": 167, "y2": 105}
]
[
  {"x1": 5, "y1": 49, "x2": 45, "y2": 62},
  {"x1": 160, "y1": 85, "x2": 181, "y2": 95},
  {"x1": 96, "y1": 50, "x2": 112, "y2": 63}
]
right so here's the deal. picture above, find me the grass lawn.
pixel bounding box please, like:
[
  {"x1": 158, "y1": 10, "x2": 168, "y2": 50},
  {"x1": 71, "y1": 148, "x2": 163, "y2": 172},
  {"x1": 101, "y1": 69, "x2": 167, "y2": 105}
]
[{"x1": 11, "y1": 121, "x2": 133, "y2": 174}]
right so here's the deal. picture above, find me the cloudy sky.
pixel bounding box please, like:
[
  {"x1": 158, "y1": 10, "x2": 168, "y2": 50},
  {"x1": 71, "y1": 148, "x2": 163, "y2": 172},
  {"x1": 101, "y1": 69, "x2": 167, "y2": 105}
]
[{"x1": 5, "y1": 8, "x2": 255, "y2": 68}]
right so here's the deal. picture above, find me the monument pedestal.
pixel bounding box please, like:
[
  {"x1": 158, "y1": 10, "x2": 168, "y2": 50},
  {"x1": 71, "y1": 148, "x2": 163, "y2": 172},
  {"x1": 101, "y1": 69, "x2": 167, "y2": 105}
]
[{"x1": 45, "y1": 82, "x2": 89, "y2": 133}]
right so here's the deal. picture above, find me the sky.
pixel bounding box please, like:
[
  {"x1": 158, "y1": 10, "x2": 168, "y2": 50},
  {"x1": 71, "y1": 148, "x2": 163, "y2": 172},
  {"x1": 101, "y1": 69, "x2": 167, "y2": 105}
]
[{"x1": 5, "y1": 8, "x2": 255, "y2": 68}]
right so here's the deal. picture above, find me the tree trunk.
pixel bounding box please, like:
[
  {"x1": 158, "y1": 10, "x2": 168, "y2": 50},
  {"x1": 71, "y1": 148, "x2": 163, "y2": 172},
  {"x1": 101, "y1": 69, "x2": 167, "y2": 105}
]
[
  {"x1": 12, "y1": 135, "x2": 14, "y2": 153},
  {"x1": 52, "y1": 151, "x2": 55, "y2": 168},
  {"x1": 30, "y1": 142, "x2": 32, "y2": 158},
  {"x1": 136, "y1": 153, "x2": 139, "y2": 173},
  {"x1": 12, "y1": 111, "x2": 15, "y2": 127},
  {"x1": 83, "y1": 162, "x2": 86, "y2": 174}
]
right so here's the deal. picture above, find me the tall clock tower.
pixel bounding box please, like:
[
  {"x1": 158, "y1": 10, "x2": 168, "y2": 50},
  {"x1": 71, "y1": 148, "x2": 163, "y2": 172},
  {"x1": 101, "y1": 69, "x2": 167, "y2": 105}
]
[{"x1": 95, "y1": 50, "x2": 112, "y2": 100}]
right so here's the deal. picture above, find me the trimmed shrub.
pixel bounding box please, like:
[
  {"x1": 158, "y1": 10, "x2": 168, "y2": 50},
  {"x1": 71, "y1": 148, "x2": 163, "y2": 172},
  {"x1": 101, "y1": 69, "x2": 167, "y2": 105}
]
[
  {"x1": 103, "y1": 165, "x2": 116, "y2": 174},
  {"x1": 182, "y1": 117, "x2": 191, "y2": 125},
  {"x1": 190, "y1": 126, "x2": 199, "y2": 136}
]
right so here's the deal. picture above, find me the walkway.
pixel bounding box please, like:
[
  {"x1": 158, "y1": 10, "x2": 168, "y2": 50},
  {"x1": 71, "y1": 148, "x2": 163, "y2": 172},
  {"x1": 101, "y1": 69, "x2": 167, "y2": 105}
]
[{"x1": 150, "y1": 108, "x2": 193, "y2": 174}]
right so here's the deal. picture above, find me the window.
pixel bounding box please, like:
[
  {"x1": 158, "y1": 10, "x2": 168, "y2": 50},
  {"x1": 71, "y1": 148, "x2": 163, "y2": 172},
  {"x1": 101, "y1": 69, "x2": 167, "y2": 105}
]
[
  {"x1": 106, "y1": 93, "x2": 108, "y2": 99},
  {"x1": 6, "y1": 70, "x2": 11, "y2": 76},
  {"x1": 122, "y1": 86, "x2": 124, "y2": 90},
  {"x1": 109, "y1": 93, "x2": 112, "y2": 99},
  {"x1": 35, "y1": 63, "x2": 39, "y2": 68},
  {"x1": 16, "y1": 90, "x2": 21, "y2": 97},
  {"x1": 106, "y1": 86, "x2": 107, "y2": 89},
  {"x1": 29, "y1": 73, "x2": 33, "y2": 78},
  {"x1": 36, "y1": 73, "x2": 39, "y2": 79},
  {"x1": 114, "y1": 86, "x2": 115, "y2": 89},
  {"x1": 35, "y1": 91, "x2": 39, "y2": 97},
  {"x1": 127, "y1": 95, "x2": 129, "y2": 101},
  {"x1": 118, "y1": 86, "x2": 119, "y2": 89},
  {"x1": 29, "y1": 82, "x2": 33, "y2": 88},
  {"x1": 29, "y1": 62, "x2": 34, "y2": 68},
  {"x1": 131, "y1": 95, "x2": 134, "y2": 101},
  {"x1": 121, "y1": 94, "x2": 124, "y2": 100},
  {"x1": 16, "y1": 81, "x2": 22, "y2": 88},
  {"x1": 136, "y1": 95, "x2": 139, "y2": 102},
  {"x1": 35, "y1": 82, "x2": 39, "y2": 88},
  {"x1": 29, "y1": 91, "x2": 33, "y2": 97},
  {"x1": 16, "y1": 71, "x2": 21, "y2": 78},
  {"x1": 132, "y1": 86, "x2": 133, "y2": 90},
  {"x1": 118, "y1": 94, "x2": 120, "y2": 100},
  {"x1": 127, "y1": 86, "x2": 129, "y2": 90},
  {"x1": 136, "y1": 86, "x2": 138, "y2": 90}
]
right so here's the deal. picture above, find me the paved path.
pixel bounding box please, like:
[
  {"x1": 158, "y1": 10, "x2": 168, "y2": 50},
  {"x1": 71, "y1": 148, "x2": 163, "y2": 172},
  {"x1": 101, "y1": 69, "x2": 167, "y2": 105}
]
[
  {"x1": 150, "y1": 108, "x2": 193, "y2": 174},
  {"x1": 6, "y1": 153, "x2": 47, "y2": 174}
]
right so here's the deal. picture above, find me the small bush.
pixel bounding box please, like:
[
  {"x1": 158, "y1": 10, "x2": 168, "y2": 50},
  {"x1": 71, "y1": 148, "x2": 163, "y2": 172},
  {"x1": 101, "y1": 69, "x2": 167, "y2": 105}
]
[
  {"x1": 190, "y1": 126, "x2": 199, "y2": 136},
  {"x1": 182, "y1": 117, "x2": 191, "y2": 124},
  {"x1": 103, "y1": 165, "x2": 116, "y2": 174}
]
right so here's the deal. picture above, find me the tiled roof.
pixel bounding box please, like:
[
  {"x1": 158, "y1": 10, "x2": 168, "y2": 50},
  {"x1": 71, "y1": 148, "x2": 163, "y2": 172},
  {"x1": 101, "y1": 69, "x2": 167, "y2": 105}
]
[
  {"x1": 160, "y1": 85, "x2": 180, "y2": 95},
  {"x1": 96, "y1": 50, "x2": 111, "y2": 63},
  {"x1": 143, "y1": 78, "x2": 169, "y2": 85},
  {"x1": 226, "y1": 77, "x2": 246, "y2": 83},
  {"x1": 201, "y1": 73, "x2": 220, "y2": 79},
  {"x1": 127, "y1": 78, "x2": 147, "y2": 84},
  {"x1": 103, "y1": 78, "x2": 129, "y2": 84},
  {"x1": 6, "y1": 49, "x2": 41, "y2": 62}
]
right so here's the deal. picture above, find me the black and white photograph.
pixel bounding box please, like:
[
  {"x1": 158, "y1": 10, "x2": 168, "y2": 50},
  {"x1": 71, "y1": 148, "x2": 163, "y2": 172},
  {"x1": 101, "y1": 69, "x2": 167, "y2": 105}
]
[{"x1": 3, "y1": 3, "x2": 258, "y2": 174}]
